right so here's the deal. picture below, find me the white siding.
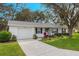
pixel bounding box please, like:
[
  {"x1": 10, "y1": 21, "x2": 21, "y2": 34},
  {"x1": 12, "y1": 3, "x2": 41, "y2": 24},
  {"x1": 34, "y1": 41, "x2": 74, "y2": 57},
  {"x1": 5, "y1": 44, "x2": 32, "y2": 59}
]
[
  {"x1": 36, "y1": 28, "x2": 44, "y2": 37},
  {"x1": 66, "y1": 29, "x2": 68, "y2": 33},
  {"x1": 36, "y1": 34, "x2": 44, "y2": 37},
  {"x1": 9, "y1": 26, "x2": 68, "y2": 39},
  {"x1": 9, "y1": 27, "x2": 18, "y2": 36},
  {"x1": 58, "y1": 28, "x2": 62, "y2": 33}
]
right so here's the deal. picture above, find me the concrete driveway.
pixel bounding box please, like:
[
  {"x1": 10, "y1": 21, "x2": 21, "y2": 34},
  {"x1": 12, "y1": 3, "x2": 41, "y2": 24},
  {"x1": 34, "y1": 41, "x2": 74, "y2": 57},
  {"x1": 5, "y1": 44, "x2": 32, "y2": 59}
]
[{"x1": 17, "y1": 39, "x2": 79, "y2": 56}]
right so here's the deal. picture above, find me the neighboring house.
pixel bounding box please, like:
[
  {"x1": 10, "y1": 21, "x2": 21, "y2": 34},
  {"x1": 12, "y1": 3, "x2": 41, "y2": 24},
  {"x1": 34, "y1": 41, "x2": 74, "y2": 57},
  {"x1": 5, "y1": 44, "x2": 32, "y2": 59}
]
[{"x1": 8, "y1": 21, "x2": 68, "y2": 39}]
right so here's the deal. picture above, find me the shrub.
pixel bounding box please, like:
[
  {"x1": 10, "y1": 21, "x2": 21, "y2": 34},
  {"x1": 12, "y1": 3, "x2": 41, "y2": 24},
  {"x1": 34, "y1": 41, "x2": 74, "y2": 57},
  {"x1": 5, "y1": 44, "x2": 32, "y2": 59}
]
[
  {"x1": 62, "y1": 33, "x2": 69, "y2": 36},
  {"x1": 11, "y1": 35, "x2": 17, "y2": 41},
  {"x1": 55, "y1": 33, "x2": 62, "y2": 36},
  {"x1": 33, "y1": 34, "x2": 38, "y2": 39},
  {"x1": 55, "y1": 33, "x2": 69, "y2": 36},
  {"x1": 0, "y1": 31, "x2": 11, "y2": 42},
  {"x1": 77, "y1": 32, "x2": 79, "y2": 33}
]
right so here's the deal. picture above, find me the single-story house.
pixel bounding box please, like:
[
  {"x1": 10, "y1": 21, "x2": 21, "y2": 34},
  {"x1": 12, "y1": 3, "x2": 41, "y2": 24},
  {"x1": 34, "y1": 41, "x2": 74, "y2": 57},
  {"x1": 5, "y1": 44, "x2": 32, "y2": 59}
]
[{"x1": 8, "y1": 21, "x2": 68, "y2": 39}]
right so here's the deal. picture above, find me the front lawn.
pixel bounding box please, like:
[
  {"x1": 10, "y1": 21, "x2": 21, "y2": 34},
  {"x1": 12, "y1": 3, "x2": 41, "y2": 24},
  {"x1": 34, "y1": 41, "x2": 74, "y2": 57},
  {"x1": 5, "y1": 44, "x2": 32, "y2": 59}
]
[
  {"x1": 0, "y1": 41, "x2": 25, "y2": 56},
  {"x1": 42, "y1": 33, "x2": 79, "y2": 51}
]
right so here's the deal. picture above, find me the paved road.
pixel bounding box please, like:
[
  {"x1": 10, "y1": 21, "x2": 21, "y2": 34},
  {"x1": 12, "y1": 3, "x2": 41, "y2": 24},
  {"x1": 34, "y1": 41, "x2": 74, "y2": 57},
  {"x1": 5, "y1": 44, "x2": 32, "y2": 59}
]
[{"x1": 17, "y1": 39, "x2": 79, "y2": 56}]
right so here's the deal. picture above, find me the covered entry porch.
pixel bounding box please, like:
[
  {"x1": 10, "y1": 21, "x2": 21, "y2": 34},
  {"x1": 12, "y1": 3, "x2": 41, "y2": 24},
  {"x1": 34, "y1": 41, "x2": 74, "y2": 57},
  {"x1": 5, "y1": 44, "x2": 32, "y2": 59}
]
[{"x1": 35, "y1": 27, "x2": 68, "y2": 37}]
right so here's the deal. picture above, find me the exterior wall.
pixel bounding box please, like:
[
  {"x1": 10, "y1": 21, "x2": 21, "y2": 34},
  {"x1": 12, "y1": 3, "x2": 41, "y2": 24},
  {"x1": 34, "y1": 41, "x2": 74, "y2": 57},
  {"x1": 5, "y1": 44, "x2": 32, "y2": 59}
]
[
  {"x1": 9, "y1": 27, "x2": 18, "y2": 36},
  {"x1": 58, "y1": 28, "x2": 62, "y2": 33},
  {"x1": 9, "y1": 26, "x2": 68, "y2": 39},
  {"x1": 36, "y1": 28, "x2": 56, "y2": 37},
  {"x1": 58, "y1": 28, "x2": 68, "y2": 33},
  {"x1": 47, "y1": 28, "x2": 53, "y2": 36},
  {"x1": 36, "y1": 27, "x2": 68, "y2": 38},
  {"x1": 50, "y1": 28, "x2": 58, "y2": 35},
  {"x1": 36, "y1": 28, "x2": 44, "y2": 37},
  {"x1": 36, "y1": 28, "x2": 55, "y2": 37},
  {"x1": 65, "y1": 28, "x2": 68, "y2": 33}
]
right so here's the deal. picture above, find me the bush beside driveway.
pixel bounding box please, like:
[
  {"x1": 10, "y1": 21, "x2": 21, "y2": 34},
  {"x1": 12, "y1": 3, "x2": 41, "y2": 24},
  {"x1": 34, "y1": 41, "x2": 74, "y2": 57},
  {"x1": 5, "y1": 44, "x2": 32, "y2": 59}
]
[{"x1": 0, "y1": 30, "x2": 25, "y2": 56}]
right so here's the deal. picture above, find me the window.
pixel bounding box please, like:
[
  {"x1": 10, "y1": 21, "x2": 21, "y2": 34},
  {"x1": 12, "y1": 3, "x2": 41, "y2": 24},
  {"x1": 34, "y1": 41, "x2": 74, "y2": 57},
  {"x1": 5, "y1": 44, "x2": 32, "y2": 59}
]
[
  {"x1": 45, "y1": 28, "x2": 49, "y2": 32},
  {"x1": 62, "y1": 28, "x2": 66, "y2": 33},
  {"x1": 35, "y1": 28, "x2": 42, "y2": 34},
  {"x1": 52, "y1": 28, "x2": 58, "y2": 33}
]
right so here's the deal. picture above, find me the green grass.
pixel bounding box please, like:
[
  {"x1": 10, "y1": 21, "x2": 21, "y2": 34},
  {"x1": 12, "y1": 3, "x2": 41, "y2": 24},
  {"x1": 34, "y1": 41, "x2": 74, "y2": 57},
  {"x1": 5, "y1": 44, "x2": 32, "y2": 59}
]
[
  {"x1": 42, "y1": 33, "x2": 79, "y2": 51},
  {"x1": 0, "y1": 41, "x2": 25, "y2": 56}
]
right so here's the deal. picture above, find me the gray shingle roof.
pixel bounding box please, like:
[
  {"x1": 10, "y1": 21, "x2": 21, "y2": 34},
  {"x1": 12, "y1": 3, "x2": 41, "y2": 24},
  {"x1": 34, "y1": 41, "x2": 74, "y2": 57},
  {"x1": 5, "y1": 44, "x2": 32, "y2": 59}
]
[{"x1": 8, "y1": 21, "x2": 67, "y2": 28}]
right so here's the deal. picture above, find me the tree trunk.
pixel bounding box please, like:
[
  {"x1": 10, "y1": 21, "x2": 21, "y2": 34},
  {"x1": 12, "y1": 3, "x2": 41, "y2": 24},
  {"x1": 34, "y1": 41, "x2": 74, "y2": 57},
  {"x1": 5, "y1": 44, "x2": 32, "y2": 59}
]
[{"x1": 68, "y1": 27, "x2": 73, "y2": 37}]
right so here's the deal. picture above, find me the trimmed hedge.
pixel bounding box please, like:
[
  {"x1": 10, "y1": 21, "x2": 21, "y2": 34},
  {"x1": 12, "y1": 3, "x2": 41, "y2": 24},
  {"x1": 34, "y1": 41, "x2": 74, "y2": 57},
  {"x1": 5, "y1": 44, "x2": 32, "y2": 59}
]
[{"x1": 0, "y1": 31, "x2": 12, "y2": 42}]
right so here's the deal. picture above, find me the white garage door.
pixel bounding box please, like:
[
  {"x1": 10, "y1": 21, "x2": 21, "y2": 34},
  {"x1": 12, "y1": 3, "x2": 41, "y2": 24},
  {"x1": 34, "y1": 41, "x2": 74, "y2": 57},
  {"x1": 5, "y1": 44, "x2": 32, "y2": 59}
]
[{"x1": 17, "y1": 27, "x2": 35, "y2": 39}]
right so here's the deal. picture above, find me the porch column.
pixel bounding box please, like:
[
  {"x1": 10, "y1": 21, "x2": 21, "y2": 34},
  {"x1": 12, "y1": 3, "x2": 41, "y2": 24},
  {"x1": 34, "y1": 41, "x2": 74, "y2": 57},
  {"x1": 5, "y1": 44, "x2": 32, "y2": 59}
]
[{"x1": 56, "y1": 28, "x2": 58, "y2": 33}]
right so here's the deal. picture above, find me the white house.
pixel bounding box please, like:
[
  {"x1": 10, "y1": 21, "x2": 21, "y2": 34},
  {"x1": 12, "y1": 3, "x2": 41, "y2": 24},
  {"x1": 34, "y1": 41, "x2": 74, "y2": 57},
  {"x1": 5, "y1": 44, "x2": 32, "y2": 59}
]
[{"x1": 8, "y1": 21, "x2": 68, "y2": 39}]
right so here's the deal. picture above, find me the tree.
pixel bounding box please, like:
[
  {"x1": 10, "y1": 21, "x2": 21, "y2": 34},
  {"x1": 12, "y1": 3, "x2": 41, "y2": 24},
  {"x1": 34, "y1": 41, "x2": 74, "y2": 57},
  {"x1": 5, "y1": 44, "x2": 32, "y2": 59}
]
[
  {"x1": 0, "y1": 4, "x2": 13, "y2": 19},
  {"x1": 0, "y1": 19, "x2": 8, "y2": 31},
  {"x1": 3, "y1": 3, "x2": 27, "y2": 20},
  {"x1": 32, "y1": 11, "x2": 47, "y2": 23},
  {"x1": 43, "y1": 3, "x2": 79, "y2": 37},
  {"x1": 0, "y1": 4, "x2": 11, "y2": 31},
  {"x1": 15, "y1": 9, "x2": 32, "y2": 21},
  {"x1": 15, "y1": 9, "x2": 47, "y2": 22}
]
